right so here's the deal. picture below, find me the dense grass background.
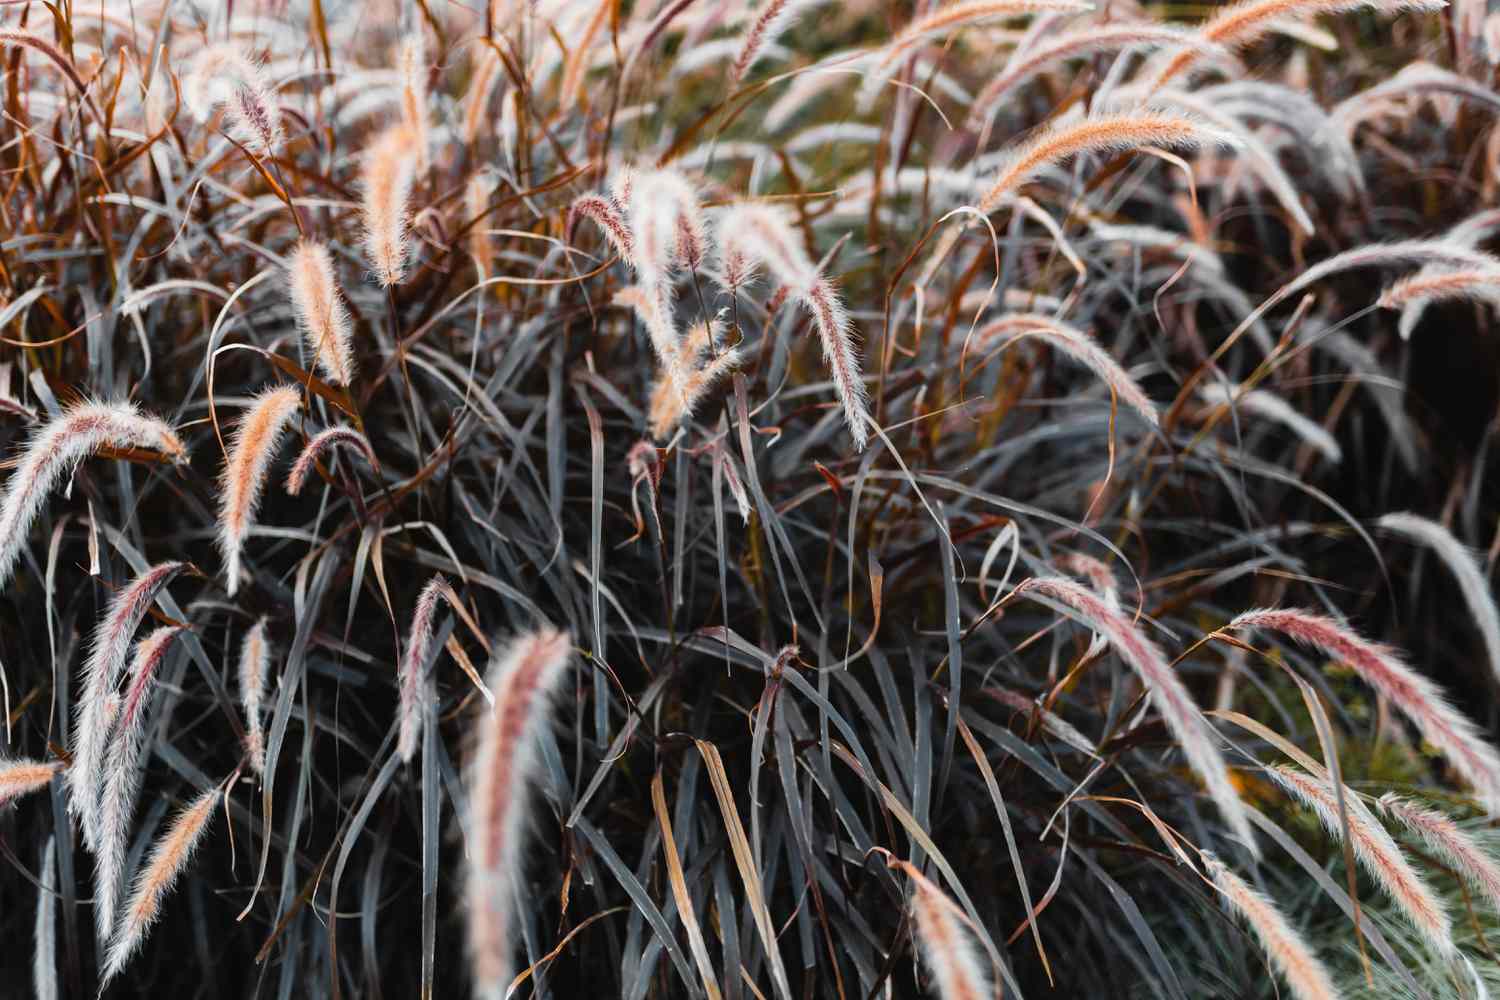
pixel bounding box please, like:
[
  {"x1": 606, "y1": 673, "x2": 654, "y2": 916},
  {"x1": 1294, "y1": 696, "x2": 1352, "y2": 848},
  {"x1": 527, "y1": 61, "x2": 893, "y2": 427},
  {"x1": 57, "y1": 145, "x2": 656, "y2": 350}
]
[{"x1": 4, "y1": 0, "x2": 1500, "y2": 997}]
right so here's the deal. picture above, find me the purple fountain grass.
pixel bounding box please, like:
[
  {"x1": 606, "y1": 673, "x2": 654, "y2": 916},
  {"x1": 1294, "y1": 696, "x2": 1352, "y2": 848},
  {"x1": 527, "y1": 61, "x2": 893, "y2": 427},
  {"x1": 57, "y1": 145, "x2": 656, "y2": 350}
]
[
  {"x1": 69, "y1": 561, "x2": 186, "y2": 851},
  {"x1": 1199, "y1": 382, "x2": 1342, "y2": 463},
  {"x1": 568, "y1": 193, "x2": 636, "y2": 266},
  {"x1": 0, "y1": 758, "x2": 63, "y2": 809},
  {"x1": 398, "y1": 576, "x2": 446, "y2": 764},
  {"x1": 287, "y1": 241, "x2": 355, "y2": 386},
  {"x1": 716, "y1": 203, "x2": 869, "y2": 449},
  {"x1": 1269, "y1": 765, "x2": 1452, "y2": 953},
  {"x1": 284, "y1": 425, "x2": 378, "y2": 495},
  {"x1": 1203, "y1": 855, "x2": 1341, "y2": 1000},
  {"x1": 0, "y1": 400, "x2": 184, "y2": 592},
  {"x1": 1230, "y1": 608, "x2": 1500, "y2": 814},
  {"x1": 1379, "y1": 794, "x2": 1500, "y2": 913},
  {"x1": 1377, "y1": 513, "x2": 1500, "y2": 686},
  {"x1": 398, "y1": 34, "x2": 431, "y2": 172},
  {"x1": 237, "y1": 619, "x2": 271, "y2": 776},
  {"x1": 466, "y1": 628, "x2": 573, "y2": 1000},
  {"x1": 101, "y1": 788, "x2": 220, "y2": 987},
  {"x1": 182, "y1": 44, "x2": 283, "y2": 155},
  {"x1": 218, "y1": 386, "x2": 301, "y2": 597},
  {"x1": 974, "y1": 314, "x2": 1159, "y2": 427},
  {"x1": 902, "y1": 863, "x2": 992, "y2": 1000},
  {"x1": 1376, "y1": 267, "x2": 1500, "y2": 315},
  {"x1": 464, "y1": 45, "x2": 503, "y2": 149},
  {"x1": 94, "y1": 626, "x2": 184, "y2": 945},
  {"x1": 361, "y1": 126, "x2": 420, "y2": 286},
  {"x1": 730, "y1": 0, "x2": 827, "y2": 83},
  {"x1": 1015, "y1": 576, "x2": 1258, "y2": 853}
]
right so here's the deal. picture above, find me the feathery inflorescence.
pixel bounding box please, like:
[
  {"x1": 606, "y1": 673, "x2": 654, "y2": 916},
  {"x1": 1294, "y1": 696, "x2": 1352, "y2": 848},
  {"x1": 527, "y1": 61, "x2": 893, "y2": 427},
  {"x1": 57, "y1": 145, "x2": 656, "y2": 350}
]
[
  {"x1": 978, "y1": 111, "x2": 1235, "y2": 213},
  {"x1": 70, "y1": 561, "x2": 186, "y2": 850},
  {"x1": 1203, "y1": 855, "x2": 1341, "y2": 1000},
  {"x1": 218, "y1": 386, "x2": 301, "y2": 597},
  {"x1": 467, "y1": 628, "x2": 573, "y2": 1000},
  {"x1": 731, "y1": 0, "x2": 825, "y2": 83},
  {"x1": 182, "y1": 44, "x2": 284, "y2": 155},
  {"x1": 101, "y1": 788, "x2": 220, "y2": 987},
  {"x1": 717, "y1": 203, "x2": 869, "y2": 449},
  {"x1": 1378, "y1": 794, "x2": 1500, "y2": 913},
  {"x1": 1377, "y1": 513, "x2": 1500, "y2": 686},
  {"x1": 398, "y1": 576, "x2": 446, "y2": 764},
  {"x1": 361, "y1": 126, "x2": 420, "y2": 286},
  {"x1": 95, "y1": 626, "x2": 184, "y2": 944},
  {"x1": 974, "y1": 314, "x2": 1159, "y2": 427},
  {"x1": 287, "y1": 242, "x2": 355, "y2": 386},
  {"x1": 1269, "y1": 765, "x2": 1452, "y2": 952},
  {"x1": 284, "y1": 425, "x2": 378, "y2": 495},
  {"x1": 1376, "y1": 267, "x2": 1500, "y2": 316},
  {"x1": 0, "y1": 758, "x2": 63, "y2": 809},
  {"x1": 905, "y1": 864, "x2": 992, "y2": 1000},
  {"x1": 1200, "y1": 382, "x2": 1342, "y2": 463},
  {"x1": 237, "y1": 618, "x2": 271, "y2": 776},
  {"x1": 398, "y1": 34, "x2": 431, "y2": 172},
  {"x1": 1015, "y1": 576, "x2": 1257, "y2": 853},
  {"x1": 0, "y1": 401, "x2": 183, "y2": 592},
  {"x1": 1230, "y1": 608, "x2": 1500, "y2": 813}
]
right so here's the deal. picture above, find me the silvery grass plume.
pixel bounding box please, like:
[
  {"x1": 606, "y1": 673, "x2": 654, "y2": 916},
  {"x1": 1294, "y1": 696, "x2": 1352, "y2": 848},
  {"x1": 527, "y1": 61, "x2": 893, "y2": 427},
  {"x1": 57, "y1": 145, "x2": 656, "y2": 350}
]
[
  {"x1": 857, "y1": 0, "x2": 1094, "y2": 107},
  {"x1": 1199, "y1": 381, "x2": 1343, "y2": 463},
  {"x1": 398, "y1": 33, "x2": 430, "y2": 172},
  {"x1": 716, "y1": 203, "x2": 870, "y2": 449},
  {"x1": 1378, "y1": 794, "x2": 1500, "y2": 913},
  {"x1": 70, "y1": 561, "x2": 186, "y2": 851},
  {"x1": 638, "y1": 312, "x2": 743, "y2": 439},
  {"x1": 237, "y1": 619, "x2": 271, "y2": 776},
  {"x1": 101, "y1": 788, "x2": 220, "y2": 988},
  {"x1": 361, "y1": 126, "x2": 420, "y2": 286},
  {"x1": 182, "y1": 44, "x2": 283, "y2": 155},
  {"x1": 620, "y1": 168, "x2": 707, "y2": 387},
  {"x1": 218, "y1": 386, "x2": 301, "y2": 597},
  {"x1": 1202, "y1": 855, "x2": 1342, "y2": 1000},
  {"x1": 284, "y1": 425, "x2": 378, "y2": 495},
  {"x1": 95, "y1": 626, "x2": 184, "y2": 945},
  {"x1": 0, "y1": 758, "x2": 63, "y2": 809},
  {"x1": 1229, "y1": 608, "x2": 1500, "y2": 814},
  {"x1": 1378, "y1": 513, "x2": 1500, "y2": 686},
  {"x1": 972, "y1": 314, "x2": 1159, "y2": 427},
  {"x1": 1147, "y1": 0, "x2": 1449, "y2": 91},
  {"x1": 901, "y1": 862, "x2": 993, "y2": 1000},
  {"x1": 978, "y1": 111, "x2": 1237, "y2": 213},
  {"x1": 1269, "y1": 765, "x2": 1452, "y2": 953},
  {"x1": 731, "y1": 0, "x2": 829, "y2": 83},
  {"x1": 1014, "y1": 576, "x2": 1258, "y2": 853},
  {"x1": 467, "y1": 628, "x2": 573, "y2": 1000},
  {"x1": 287, "y1": 241, "x2": 355, "y2": 386},
  {"x1": 398, "y1": 576, "x2": 446, "y2": 764},
  {"x1": 0, "y1": 400, "x2": 184, "y2": 592}
]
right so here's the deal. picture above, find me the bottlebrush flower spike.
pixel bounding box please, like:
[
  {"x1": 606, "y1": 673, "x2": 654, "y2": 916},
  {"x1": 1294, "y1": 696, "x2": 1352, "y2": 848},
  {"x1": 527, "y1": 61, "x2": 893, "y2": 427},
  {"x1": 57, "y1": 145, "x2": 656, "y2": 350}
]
[
  {"x1": 219, "y1": 386, "x2": 301, "y2": 597},
  {"x1": 182, "y1": 44, "x2": 283, "y2": 155},
  {"x1": 974, "y1": 314, "x2": 1159, "y2": 427},
  {"x1": 900, "y1": 861, "x2": 993, "y2": 1000},
  {"x1": 978, "y1": 111, "x2": 1235, "y2": 213},
  {"x1": 1230, "y1": 608, "x2": 1500, "y2": 814},
  {"x1": 398, "y1": 34, "x2": 431, "y2": 172},
  {"x1": 731, "y1": 0, "x2": 828, "y2": 83},
  {"x1": 1015, "y1": 576, "x2": 1258, "y2": 853},
  {"x1": 285, "y1": 425, "x2": 378, "y2": 495},
  {"x1": 1203, "y1": 855, "x2": 1341, "y2": 1000},
  {"x1": 1378, "y1": 513, "x2": 1500, "y2": 686},
  {"x1": 238, "y1": 619, "x2": 271, "y2": 776},
  {"x1": 0, "y1": 758, "x2": 63, "y2": 809},
  {"x1": 1269, "y1": 765, "x2": 1451, "y2": 953},
  {"x1": 1376, "y1": 267, "x2": 1500, "y2": 317},
  {"x1": 467, "y1": 629, "x2": 573, "y2": 999},
  {"x1": 398, "y1": 577, "x2": 446, "y2": 764},
  {"x1": 1379, "y1": 794, "x2": 1500, "y2": 913},
  {"x1": 568, "y1": 193, "x2": 636, "y2": 267},
  {"x1": 288, "y1": 242, "x2": 355, "y2": 386},
  {"x1": 70, "y1": 561, "x2": 186, "y2": 851},
  {"x1": 95, "y1": 626, "x2": 184, "y2": 945},
  {"x1": 361, "y1": 126, "x2": 420, "y2": 286},
  {"x1": 101, "y1": 788, "x2": 220, "y2": 987},
  {"x1": 717, "y1": 203, "x2": 870, "y2": 449},
  {"x1": 1199, "y1": 382, "x2": 1342, "y2": 463},
  {"x1": 0, "y1": 401, "x2": 184, "y2": 592}
]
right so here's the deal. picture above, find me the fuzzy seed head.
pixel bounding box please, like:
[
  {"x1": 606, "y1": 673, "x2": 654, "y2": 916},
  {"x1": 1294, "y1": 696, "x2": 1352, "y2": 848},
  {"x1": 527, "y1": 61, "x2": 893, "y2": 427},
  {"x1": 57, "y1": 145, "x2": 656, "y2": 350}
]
[{"x1": 219, "y1": 387, "x2": 301, "y2": 596}]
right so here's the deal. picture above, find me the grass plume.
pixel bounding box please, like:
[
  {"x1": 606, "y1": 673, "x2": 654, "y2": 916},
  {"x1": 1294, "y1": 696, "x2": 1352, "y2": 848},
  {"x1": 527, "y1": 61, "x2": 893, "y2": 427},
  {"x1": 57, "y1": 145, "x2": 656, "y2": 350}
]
[{"x1": 218, "y1": 386, "x2": 301, "y2": 597}]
